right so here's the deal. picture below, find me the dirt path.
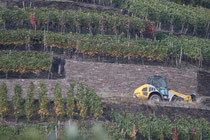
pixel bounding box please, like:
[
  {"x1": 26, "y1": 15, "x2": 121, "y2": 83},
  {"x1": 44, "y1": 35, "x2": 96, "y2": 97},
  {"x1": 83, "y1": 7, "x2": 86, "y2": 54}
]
[
  {"x1": 99, "y1": 92, "x2": 210, "y2": 110},
  {"x1": 100, "y1": 93, "x2": 210, "y2": 122}
]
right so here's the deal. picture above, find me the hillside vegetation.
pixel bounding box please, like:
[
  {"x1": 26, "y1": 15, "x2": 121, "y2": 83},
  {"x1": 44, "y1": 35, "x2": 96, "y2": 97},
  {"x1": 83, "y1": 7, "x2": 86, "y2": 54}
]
[{"x1": 0, "y1": 0, "x2": 209, "y2": 139}]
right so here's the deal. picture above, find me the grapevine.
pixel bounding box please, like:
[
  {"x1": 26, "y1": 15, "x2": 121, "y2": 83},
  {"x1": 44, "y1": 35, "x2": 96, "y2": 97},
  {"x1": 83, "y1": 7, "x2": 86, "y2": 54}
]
[
  {"x1": 0, "y1": 82, "x2": 8, "y2": 120},
  {"x1": 12, "y1": 83, "x2": 24, "y2": 122},
  {"x1": 38, "y1": 82, "x2": 49, "y2": 121},
  {"x1": 0, "y1": 50, "x2": 51, "y2": 74},
  {"x1": 24, "y1": 82, "x2": 35, "y2": 121},
  {"x1": 53, "y1": 83, "x2": 65, "y2": 119},
  {"x1": 66, "y1": 83, "x2": 76, "y2": 118}
]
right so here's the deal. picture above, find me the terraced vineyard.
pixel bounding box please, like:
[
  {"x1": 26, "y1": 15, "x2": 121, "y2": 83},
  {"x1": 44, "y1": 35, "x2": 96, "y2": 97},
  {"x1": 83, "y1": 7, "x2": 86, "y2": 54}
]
[
  {"x1": 57, "y1": 0, "x2": 210, "y2": 37},
  {"x1": 0, "y1": 0, "x2": 210, "y2": 139},
  {"x1": 0, "y1": 6, "x2": 153, "y2": 37},
  {"x1": 0, "y1": 29, "x2": 210, "y2": 67}
]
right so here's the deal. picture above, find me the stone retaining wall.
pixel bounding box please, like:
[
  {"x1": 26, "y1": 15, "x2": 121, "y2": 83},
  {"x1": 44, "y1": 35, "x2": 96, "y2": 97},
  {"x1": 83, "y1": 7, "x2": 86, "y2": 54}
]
[
  {"x1": 197, "y1": 71, "x2": 210, "y2": 96},
  {"x1": 66, "y1": 60, "x2": 198, "y2": 95},
  {"x1": 0, "y1": 59, "x2": 198, "y2": 98}
]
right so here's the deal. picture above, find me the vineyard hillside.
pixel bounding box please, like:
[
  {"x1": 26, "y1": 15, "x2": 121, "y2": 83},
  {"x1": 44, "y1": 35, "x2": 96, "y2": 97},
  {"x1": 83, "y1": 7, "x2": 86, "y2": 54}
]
[{"x1": 0, "y1": 0, "x2": 210, "y2": 139}]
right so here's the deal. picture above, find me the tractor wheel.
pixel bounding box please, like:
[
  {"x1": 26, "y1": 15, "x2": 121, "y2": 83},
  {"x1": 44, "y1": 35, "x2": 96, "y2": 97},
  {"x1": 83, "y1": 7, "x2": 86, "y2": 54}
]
[{"x1": 149, "y1": 94, "x2": 161, "y2": 102}]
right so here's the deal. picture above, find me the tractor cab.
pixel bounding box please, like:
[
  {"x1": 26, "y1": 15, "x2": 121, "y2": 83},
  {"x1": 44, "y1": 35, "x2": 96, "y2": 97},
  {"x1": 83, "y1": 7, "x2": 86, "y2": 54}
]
[
  {"x1": 147, "y1": 75, "x2": 168, "y2": 96},
  {"x1": 133, "y1": 75, "x2": 197, "y2": 103}
]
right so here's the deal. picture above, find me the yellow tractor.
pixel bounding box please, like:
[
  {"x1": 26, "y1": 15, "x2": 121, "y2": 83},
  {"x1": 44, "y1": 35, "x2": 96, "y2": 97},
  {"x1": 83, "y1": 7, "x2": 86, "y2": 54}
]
[{"x1": 133, "y1": 75, "x2": 196, "y2": 103}]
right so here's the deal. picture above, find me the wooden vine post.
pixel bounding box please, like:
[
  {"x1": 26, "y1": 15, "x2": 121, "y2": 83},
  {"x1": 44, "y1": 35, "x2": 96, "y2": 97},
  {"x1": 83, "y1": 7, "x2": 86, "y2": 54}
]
[
  {"x1": 22, "y1": 1, "x2": 25, "y2": 11},
  {"x1": 184, "y1": 24, "x2": 189, "y2": 34},
  {"x1": 135, "y1": 33, "x2": 138, "y2": 40},
  {"x1": 58, "y1": 57, "x2": 62, "y2": 76},
  {"x1": 88, "y1": 13, "x2": 92, "y2": 35},
  {"x1": 181, "y1": 16, "x2": 186, "y2": 34},
  {"x1": 5, "y1": 52, "x2": 9, "y2": 79},
  {"x1": 27, "y1": 29, "x2": 31, "y2": 51},
  {"x1": 21, "y1": 1, "x2": 25, "y2": 28},
  {"x1": 44, "y1": 29, "x2": 46, "y2": 51},
  {"x1": 200, "y1": 131, "x2": 202, "y2": 140},
  {"x1": 48, "y1": 51, "x2": 53, "y2": 79},
  {"x1": 206, "y1": 22, "x2": 210, "y2": 39},
  {"x1": 179, "y1": 46, "x2": 182, "y2": 66},
  {"x1": 60, "y1": 11, "x2": 65, "y2": 33},
  {"x1": 55, "y1": 125, "x2": 58, "y2": 140},
  {"x1": 34, "y1": 7, "x2": 37, "y2": 31},
  {"x1": 128, "y1": 43, "x2": 131, "y2": 63},
  {"x1": 47, "y1": 13, "x2": 50, "y2": 31},
  {"x1": 76, "y1": 10, "x2": 81, "y2": 34},
  {"x1": 199, "y1": 48, "x2": 203, "y2": 68},
  {"x1": 127, "y1": 19, "x2": 131, "y2": 39},
  {"x1": 114, "y1": 17, "x2": 118, "y2": 36},
  {"x1": 100, "y1": 16, "x2": 104, "y2": 35}
]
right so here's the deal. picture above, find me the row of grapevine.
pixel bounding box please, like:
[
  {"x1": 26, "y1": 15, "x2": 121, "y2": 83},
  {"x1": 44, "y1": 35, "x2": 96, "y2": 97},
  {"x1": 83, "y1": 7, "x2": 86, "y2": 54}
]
[
  {"x1": 117, "y1": 0, "x2": 210, "y2": 37},
  {"x1": 0, "y1": 82, "x2": 103, "y2": 121},
  {"x1": 43, "y1": 0, "x2": 210, "y2": 37},
  {"x1": 0, "y1": 29, "x2": 210, "y2": 66},
  {"x1": 112, "y1": 112, "x2": 210, "y2": 140},
  {"x1": 60, "y1": 0, "x2": 210, "y2": 9},
  {"x1": 0, "y1": 6, "x2": 153, "y2": 38},
  {"x1": 169, "y1": 0, "x2": 210, "y2": 8},
  {"x1": 0, "y1": 50, "x2": 51, "y2": 74}
]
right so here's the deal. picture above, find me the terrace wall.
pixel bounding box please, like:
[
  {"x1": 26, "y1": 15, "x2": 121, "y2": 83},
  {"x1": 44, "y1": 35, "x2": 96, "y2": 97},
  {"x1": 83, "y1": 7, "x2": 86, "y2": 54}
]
[
  {"x1": 65, "y1": 60, "x2": 198, "y2": 95},
  {"x1": 0, "y1": 59, "x2": 199, "y2": 99},
  {"x1": 197, "y1": 71, "x2": 210, "y2": 96}
]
